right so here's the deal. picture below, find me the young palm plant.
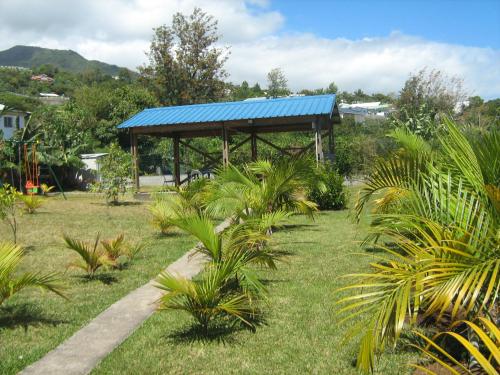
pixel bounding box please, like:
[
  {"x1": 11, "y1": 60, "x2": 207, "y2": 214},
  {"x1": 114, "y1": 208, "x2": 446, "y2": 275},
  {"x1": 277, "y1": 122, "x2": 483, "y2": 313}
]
[
  {"x1": 156, "y1": 250, "x2": 260, "y2": 333},
  {"x1": 336, "y1": 118, "x2": 500, "y2": 373},
  {"x1": 0, "y1": 242, "x2": 65, "y2": 306},
  {"x1": 205, "y1": 157, "x2": 320, "y2": 223},
  {"x1": 101, "y1": 234, "x2": 146, "y2": 268},
  {"x1": 156, "y1": 211, "x2": 290, "y2": 332},
  {"x1": 18, "y1": 194, "x2": 44, "y2": 214},
  {"x1": 149, "y1": 191, "x2": 196, "y2": 235},
  {"x1": 63, "y1": 233, "x2": 113, "y2": 278}
]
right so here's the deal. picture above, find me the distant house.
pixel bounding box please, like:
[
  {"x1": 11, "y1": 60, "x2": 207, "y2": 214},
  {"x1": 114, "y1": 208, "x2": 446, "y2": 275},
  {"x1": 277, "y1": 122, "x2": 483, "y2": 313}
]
[
  {"x1": 339, "y1": 102, "x2": 394, "y2": 123},
  {"x1": 0, "y1": 104, "x2": 30, "y2": 139},
  {"x1": 39, "y1": 92, "x2": 69, "y2": 105},
  {"x1": 76, "y1": 153, "x2": 108, "y2": 188},
  {"x1": 31, "y1": 73, "x2": 54, "y2": 83}
]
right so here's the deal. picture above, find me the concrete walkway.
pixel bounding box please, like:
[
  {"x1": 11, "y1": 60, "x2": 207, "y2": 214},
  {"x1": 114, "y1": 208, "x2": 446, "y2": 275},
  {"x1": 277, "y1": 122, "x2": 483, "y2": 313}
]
[{"x1": 21, "y1": 220, "x2": 231, "y2": 375}]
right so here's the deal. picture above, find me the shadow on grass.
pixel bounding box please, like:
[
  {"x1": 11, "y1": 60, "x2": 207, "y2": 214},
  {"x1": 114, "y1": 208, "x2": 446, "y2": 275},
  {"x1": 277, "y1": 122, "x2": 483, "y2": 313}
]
[
  {"x1": 278, "y1": 224, "x2": 317, "y2": 233},
  {"x1": 260, "y1": 278, "x2": 291, "y2": 285},
  {"x1": 165, "y1": 317, "x2": 267, "y2": 345},
  {"x1": 74, "y1": 273, "x2": 119, "y2": 285},
  {"x1": 0, "y1": 304, "x2": 67, "y2": 331},
  {"x1": 91, "y1": 201, "x2": 143, "y2": 207},
  {"x1": 153, "y1": 231, "x2": 183, "y2": 239}
]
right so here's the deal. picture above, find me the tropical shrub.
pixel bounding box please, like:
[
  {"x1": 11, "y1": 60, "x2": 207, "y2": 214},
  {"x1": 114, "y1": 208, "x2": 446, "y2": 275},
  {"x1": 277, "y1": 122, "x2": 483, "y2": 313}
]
[
  {"x1": 149, "y1": 194, "x2": 183, "y2": 235},
  {"x1": 336, "y1": 118, "x2": 500, "y2": 373},
  {"x1": 0, "y1": 184, "x2": 21, "y2": 243},
  {"x1": 0, "y1": 242, "x2": 65, "y2": 306},
  {"x1": 157, "y1": 252, "x2": 260, "y2": 333},
  {"x1": 206, "y1": 157, "x2": 320, "y2": 222},
  {"x1": 40, "y1": 183, "x2": 55, "y2": 195},
  {"x1": 310, "y1": 165, "x2": 348, "y2": 210},
  {"x1": 18, "y1": 194, "x2": 44, "y2": 214},
  {"x1": 101, "y1": 233, "x2": 145, "y2": 268},
  {"x1": 91, "y1": 143, "x2": 131, "y2": 205},
  {"x1": 172, "y1": 213, "x2": 287, "y2": 271},
  {"x1": 157, "y1": 211, "x2": 291, "y2": 332},
  {"x1": 63, "y1": 234, "x2": 113, "y2": 278}
]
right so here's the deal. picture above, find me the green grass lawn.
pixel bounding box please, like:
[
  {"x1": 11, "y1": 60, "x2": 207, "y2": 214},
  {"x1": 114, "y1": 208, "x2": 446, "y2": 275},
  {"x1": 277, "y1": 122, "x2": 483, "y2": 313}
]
[
  {"x1": 1, "y1": 193, "x2": 417, "y2": 374},
  {"x1": 93, "y1": 209, "x2": 417, "y2": 374},
  {"x1": 0, "y1": 194, "x2": 196, "y2": 375}
]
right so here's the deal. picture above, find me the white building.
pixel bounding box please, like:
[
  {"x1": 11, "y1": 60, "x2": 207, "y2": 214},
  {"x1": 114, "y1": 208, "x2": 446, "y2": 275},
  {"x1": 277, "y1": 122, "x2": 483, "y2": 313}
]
[
  {"x1": 339, "y1": 102, "x2": 394, "y2": 123},
  {"x1": 0, "y1": 104, "x2": 30, "y2": 139}
]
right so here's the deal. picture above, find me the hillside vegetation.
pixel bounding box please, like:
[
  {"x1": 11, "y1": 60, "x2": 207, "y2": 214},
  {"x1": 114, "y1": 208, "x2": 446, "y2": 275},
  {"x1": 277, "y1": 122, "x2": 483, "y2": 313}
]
[{"x1": 0, "y1": 45, "x2": 127, "y2": 76}]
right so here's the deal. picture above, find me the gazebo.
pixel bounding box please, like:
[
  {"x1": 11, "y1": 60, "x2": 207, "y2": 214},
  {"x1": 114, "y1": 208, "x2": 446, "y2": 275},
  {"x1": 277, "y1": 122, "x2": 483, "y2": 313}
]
[{"x1": 117, "y1": 94, "x2": 341, "y2": 188}]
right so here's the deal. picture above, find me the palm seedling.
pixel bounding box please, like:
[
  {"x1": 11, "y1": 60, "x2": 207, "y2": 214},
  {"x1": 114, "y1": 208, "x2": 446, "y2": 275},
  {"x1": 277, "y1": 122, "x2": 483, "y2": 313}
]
[
  {"x1": 124, "y1": 242, "x2": 146, "y2": 261},
  {"x1": 156, "y1": 211, "x2": 293, "y2": 332},
  {"x1": 171, "y1": 213, "x2": 288, "y2": 274},
  {"x1": 63, "y1": 233, "x2": 113, "y2": 278},
  {"x1": 101, "y1": 233, "x2": 146, "y2": 268},
  {"x1": 0, "y1": 242, "x2": 66, "y2": 306},
  {"x1": 18, "y1": 194, "x2": 44, "y2": 214},
  {"x1": 40, "y1": 183, "x2": 55, "y2": 196},
  {"x1": 205, "y1": 157, "x2": 320, "y2": 223},
  {"x1": 336, "y1": 119, "x2": 500, "y2": 373},
  {"x1": 148, "y1": 192, "x2": 192, "y2": 235},
  {"x1": 100, "y1": 233, "x2": 126, "y2": 261},
  {"x1": 156, "y1": 249, "x2": 261, "y2": 332}
]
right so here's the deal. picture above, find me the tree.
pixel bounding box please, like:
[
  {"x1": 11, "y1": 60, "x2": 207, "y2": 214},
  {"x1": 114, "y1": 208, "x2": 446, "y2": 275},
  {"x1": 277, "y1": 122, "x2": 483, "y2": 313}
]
[
  {"x1": 0, "y1": 185, "x2": 21, "y2": 243},
  {"x1": 92, "y1": 143, "x2": 132, "y2": 205},
  {"x1": 266, "y1": 68, "x2": 290, "y2": 98},
  {"x1": 397, "y1": 68, "x2": 466, "y2": 121},
  {"x1": 325, "y1": 81, "x2": 338, "y2": 94},
  {"x1": 139, "y1": 7, "x2": 228, "y2": 106}
]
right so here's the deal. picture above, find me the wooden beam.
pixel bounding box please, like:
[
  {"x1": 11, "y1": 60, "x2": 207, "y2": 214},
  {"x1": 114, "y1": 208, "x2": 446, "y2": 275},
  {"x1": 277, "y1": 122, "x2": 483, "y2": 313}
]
[
  {"x1": 173, "y1": 136, "x2": 180, "y2": 186},
  {"x1": 130, "y1": 131, "x2": 140, "y2": 190},
  {"x1": 251, "y1": 132, "x2": 257, "y2": 161},
  {"x1": 179, "y1": 139, "x2": 219, "y2": 164},
  {"x1": 230, "y1": 135, "x2": 251, "y2": 153},
  {"x1": 222, "y1": 125, "x2": 229, "y2": 166},
  {"x1": 255, "y1": 134, "x2": 293, "y2": 156}
]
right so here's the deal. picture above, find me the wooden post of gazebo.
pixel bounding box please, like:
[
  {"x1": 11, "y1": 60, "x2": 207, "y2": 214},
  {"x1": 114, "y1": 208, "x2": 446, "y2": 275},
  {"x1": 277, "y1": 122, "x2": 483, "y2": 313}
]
[
  {"x1": 314, "y1": 119, "x2": 324, "y2": 164},
  {"x1": 251, "y1": 131, "x2": 257, "y2": 161},
  {"x1": 130, "y1": 131, "x2": 140, "y2": 190},
  {"x1": 173, "y1": 135, "x2": 181, "y2": 186},
  {"x1": 222, "y1": 125, "x2": 229, "y2": 166}
]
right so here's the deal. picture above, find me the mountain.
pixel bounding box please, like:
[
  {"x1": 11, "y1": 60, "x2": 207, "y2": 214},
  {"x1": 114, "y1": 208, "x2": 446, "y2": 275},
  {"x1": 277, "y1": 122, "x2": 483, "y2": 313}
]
[{"x1": 0, "y1": 45, "x2": 129, "y2": 76}]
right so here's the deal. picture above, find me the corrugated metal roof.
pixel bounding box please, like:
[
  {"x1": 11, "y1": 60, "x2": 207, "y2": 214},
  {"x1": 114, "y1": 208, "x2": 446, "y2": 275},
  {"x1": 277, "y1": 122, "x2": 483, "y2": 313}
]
[{"x1": 117, "y1": 94, "x2": 337, "y2": 129}]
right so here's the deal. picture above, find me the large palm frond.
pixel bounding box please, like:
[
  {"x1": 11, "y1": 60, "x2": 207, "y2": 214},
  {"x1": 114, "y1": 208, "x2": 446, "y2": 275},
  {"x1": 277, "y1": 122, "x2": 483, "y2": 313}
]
[
  {"x1": 338, "y1": 118, "x2": 500, "y2": 373},
  {"x1": 412, "y1": 317, "x2": 499, "y2": 374}
]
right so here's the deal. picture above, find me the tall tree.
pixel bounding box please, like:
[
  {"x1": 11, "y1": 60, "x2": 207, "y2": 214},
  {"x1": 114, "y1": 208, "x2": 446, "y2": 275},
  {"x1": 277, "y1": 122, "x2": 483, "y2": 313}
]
[
  {"x1": 397, "y1": 68, "x2": 466, "y2": 120},
  {"x1": 139, "y1": 7, "x2": 228, "y2": 106},
  {"x1": 266, "y1": 68, "x2": 290, "y2": 98}
]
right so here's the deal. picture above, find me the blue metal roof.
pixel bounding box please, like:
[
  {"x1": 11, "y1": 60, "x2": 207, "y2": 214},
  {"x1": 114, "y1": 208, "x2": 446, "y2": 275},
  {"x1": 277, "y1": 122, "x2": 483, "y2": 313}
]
[{"x1": 117, "y1": 94, "x2": 337, "y2": 129}]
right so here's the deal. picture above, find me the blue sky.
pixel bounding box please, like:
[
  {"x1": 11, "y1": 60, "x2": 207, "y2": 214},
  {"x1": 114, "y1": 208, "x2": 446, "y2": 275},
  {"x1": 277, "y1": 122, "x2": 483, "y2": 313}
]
[{"x1": 269, "y1": 0, "x2": 500, "y2": 49}]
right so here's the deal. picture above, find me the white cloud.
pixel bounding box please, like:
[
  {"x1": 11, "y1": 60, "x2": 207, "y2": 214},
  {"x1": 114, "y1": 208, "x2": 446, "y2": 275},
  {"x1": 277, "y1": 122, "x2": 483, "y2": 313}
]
[
  {"x1": 227, "y1": 32, "x2": 500, "y2": 98},
  {"x1": 0, "y1": 0, "x2": 499, "y2": 98}
]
